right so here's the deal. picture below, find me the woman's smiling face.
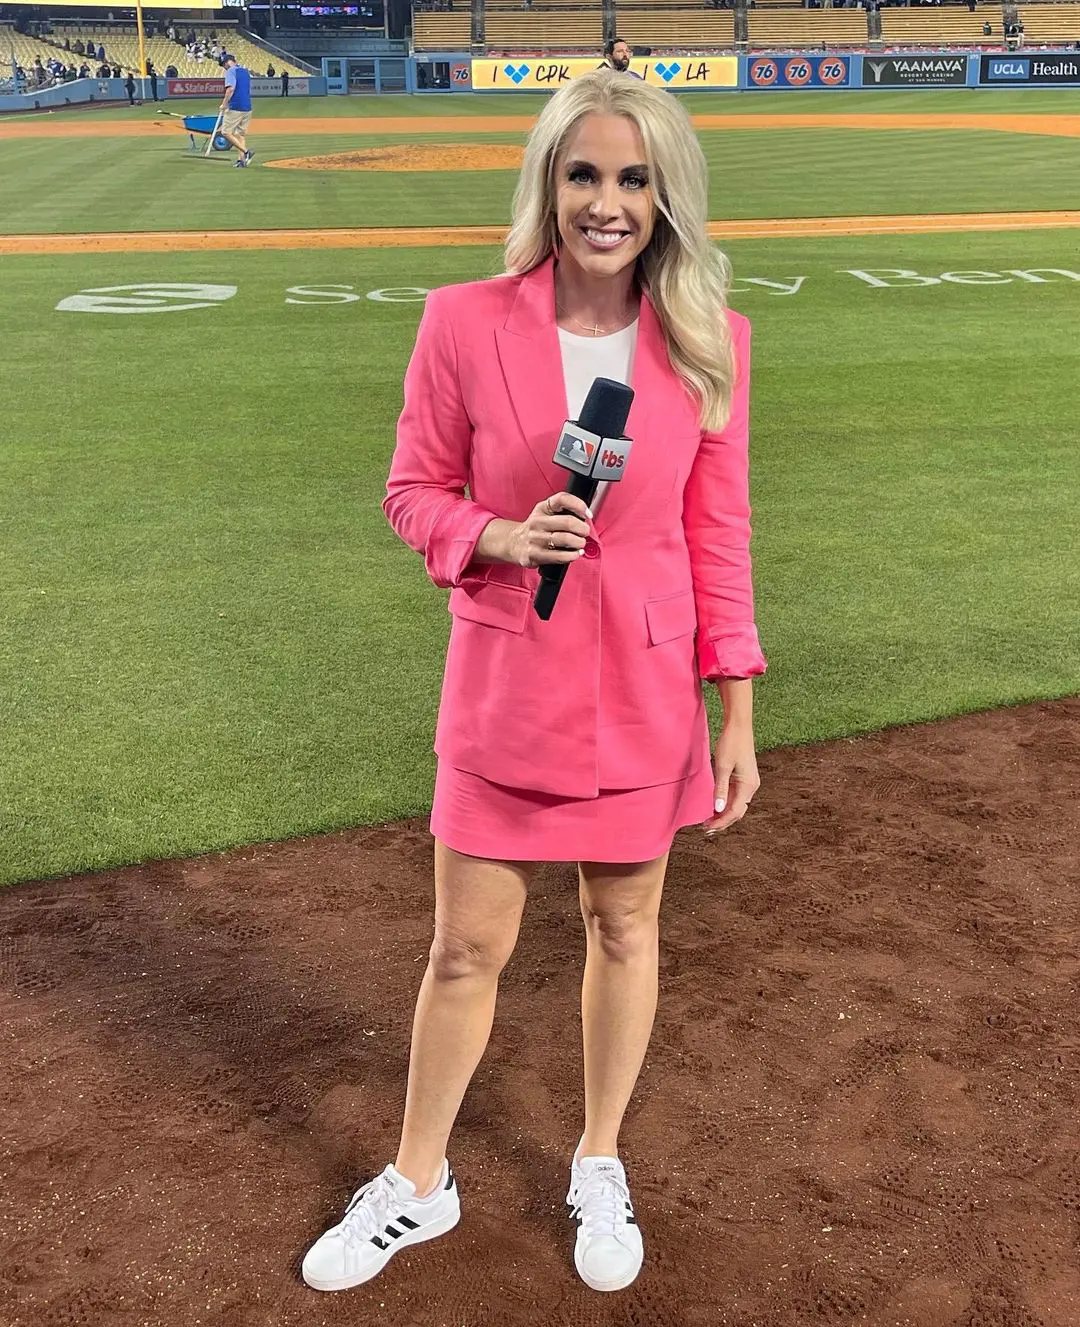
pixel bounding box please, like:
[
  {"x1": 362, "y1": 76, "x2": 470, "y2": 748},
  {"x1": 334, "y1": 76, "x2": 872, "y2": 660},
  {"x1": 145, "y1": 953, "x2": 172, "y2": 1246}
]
[{"x1": 554, "y1": 112, "x2": 656, "y2": 282}]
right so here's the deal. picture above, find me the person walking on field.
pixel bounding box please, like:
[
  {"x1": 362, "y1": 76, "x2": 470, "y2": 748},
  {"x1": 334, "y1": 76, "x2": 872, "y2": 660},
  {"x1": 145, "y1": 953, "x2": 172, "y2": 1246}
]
[
  {"x1": 219, "y1": 52, "x2": 254, "y2": 168},
  {"x1": 281, "y1": 68, "x2": 289, "y2": 96},
  {"x1": 301, "y1": 70, "x2": 766, "y2": 1297}
]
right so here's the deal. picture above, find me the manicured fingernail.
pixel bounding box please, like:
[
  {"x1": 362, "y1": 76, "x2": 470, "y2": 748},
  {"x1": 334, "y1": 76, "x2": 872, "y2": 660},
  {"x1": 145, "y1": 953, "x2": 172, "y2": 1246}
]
[
  {"x1": 585, "y1": 507, "x2": 594, "y2": 520},
  {"x1": 575, "y1": 550, "x2": 585, "y2": 558},
  {"x1": 715, "y1": 798, "x2": 726, "y2": 813}
]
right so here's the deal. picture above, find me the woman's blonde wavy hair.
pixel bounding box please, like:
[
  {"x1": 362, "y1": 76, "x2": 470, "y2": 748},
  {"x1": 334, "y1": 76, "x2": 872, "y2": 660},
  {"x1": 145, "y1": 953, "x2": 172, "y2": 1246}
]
[{"x1": 504, "y1": 70, "x2": 735, "y2": 431}]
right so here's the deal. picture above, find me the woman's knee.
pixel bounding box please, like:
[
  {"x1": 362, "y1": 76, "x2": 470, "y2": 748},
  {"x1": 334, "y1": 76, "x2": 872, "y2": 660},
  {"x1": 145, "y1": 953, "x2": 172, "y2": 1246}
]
[
  {"x1": 580, "y1": 862, "x2": 665, "y2": 961},
  {"x1": 428, "y1": 920, "x2": 516, "y2": 982}
]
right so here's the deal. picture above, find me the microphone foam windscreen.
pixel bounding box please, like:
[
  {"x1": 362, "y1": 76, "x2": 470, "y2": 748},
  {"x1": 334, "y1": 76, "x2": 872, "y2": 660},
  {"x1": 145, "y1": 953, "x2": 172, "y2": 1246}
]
[{"x1": 579, "y1": 377, "x2": 634, "y2": 440}]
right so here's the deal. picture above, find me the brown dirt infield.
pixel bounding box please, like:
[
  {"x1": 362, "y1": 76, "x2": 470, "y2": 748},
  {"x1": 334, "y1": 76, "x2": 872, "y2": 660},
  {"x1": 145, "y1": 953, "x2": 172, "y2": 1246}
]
[
  {"x1": 2, "y1": 210, "x2": 1078, "y2": 255},
  {"x1": 1, "y1": 695, "x2": 1078, "y2": 1325},
  {"x1": 3, "y1": 111, "x2": 1080, "y2": 140},
  {"x1": 263, "y1": 143, "x2": 526, "y2": 172}
]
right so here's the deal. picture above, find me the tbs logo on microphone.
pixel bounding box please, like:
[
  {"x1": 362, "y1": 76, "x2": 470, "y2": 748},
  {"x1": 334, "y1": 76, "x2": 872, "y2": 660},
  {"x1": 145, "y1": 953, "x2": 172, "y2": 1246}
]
[{"x1": 555, "y1": 423, "x2": 633, "y2": 481}]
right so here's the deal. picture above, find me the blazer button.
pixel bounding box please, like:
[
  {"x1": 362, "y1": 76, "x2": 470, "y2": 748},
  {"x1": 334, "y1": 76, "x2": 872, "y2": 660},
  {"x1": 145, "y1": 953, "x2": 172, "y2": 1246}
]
[{"x1": 582, "y1": 536, "x2": 600, "y2": 560}]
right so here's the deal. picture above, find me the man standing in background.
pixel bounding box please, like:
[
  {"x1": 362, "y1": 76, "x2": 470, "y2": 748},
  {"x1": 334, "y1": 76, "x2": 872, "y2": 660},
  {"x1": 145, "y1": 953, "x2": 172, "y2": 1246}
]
[
  {"x1": 220, "y1": 53, "x2": 255, "y2": 169},
  {"x1": 602, "y1": 38, "x2": 644, "y2": 77},
  {"x1": 281, "y1": 68, "x2": 290, "y2": 97}
]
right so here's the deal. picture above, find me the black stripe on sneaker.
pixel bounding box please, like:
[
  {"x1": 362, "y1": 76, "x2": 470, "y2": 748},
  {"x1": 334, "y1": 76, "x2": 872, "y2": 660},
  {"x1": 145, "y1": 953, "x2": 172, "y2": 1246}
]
[
  {"x1": 384, "y1": 1224, "x2": 405, "y2": 1239},
  {"x1": 370, "y1": 1235, "x2": 389, "y2": 1250},
  {"x1": 397, "y1": 1215, "x2": 420, "y2": 1231},
  {"x1": 444, "y1": 1170, "x2": 454, "y2": 1190}
]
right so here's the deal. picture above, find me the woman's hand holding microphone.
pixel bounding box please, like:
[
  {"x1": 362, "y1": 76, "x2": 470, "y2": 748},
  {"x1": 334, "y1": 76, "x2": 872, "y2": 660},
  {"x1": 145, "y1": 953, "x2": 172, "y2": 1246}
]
[{"x1": 475, "y1": 494, "x2": 592, "y2": 568}]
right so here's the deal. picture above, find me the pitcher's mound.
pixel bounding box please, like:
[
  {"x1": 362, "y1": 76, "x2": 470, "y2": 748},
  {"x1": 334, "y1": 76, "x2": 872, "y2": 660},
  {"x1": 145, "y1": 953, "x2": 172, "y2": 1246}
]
[{"x1": 265, "y1": 143, "x2": 525, "y2": 172}]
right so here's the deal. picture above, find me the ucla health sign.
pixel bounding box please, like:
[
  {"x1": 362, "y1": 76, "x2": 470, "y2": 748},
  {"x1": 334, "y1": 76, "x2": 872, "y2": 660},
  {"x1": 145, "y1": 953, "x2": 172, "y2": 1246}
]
[
  {"x1": 980, "y1": 53, "x2": 1080, "y2": 84},
  {"x1": 471, "y1": 57, "x2": 737, "y2": 91},
  {"x1": 747, "y1": 54, "x2": 851, "y2": 88}
]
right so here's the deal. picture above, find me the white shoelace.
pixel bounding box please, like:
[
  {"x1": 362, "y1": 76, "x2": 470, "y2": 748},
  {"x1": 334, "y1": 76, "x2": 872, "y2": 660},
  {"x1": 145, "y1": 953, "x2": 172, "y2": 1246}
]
[
  {"x1": 340, "y1": 1170, "x2": 398, "y2": 1248},
  {"x1": 570, "y1": 1168, "x2": 631, "y2": 1239}
]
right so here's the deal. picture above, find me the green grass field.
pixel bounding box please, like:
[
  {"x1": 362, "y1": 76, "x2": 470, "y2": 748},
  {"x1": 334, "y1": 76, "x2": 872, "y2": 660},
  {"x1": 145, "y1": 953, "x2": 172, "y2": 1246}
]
[{"x1": 1, "y1": 90, "x2": 1078, "y2": 886}]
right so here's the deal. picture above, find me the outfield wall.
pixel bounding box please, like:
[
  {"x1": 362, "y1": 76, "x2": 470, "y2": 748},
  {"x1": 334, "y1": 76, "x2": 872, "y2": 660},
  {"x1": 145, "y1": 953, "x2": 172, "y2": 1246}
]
[
  {"x1": 403, "y1": 50, "x2": 1080, "y2": 93},
  {"x1": 0, "y1": 73, "x2": 327, "y2": 112}
]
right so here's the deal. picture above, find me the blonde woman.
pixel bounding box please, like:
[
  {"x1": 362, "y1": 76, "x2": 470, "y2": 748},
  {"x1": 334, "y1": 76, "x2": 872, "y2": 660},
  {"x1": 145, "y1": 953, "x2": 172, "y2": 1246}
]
[{"x1": 302, "y1": 70, "x2": 766, "y2": 1296}]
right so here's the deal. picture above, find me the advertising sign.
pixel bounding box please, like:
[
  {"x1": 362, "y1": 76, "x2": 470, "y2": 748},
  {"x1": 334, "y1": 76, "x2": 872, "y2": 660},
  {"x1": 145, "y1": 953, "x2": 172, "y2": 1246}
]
[
  {"x1": 450, "y1": 61, "x2": 472, "y2": 89},
  {"x1": 471, "y1": 56, "x2": 737, "y2": 92},
  {"x1": 746, "y1": 54, "x2": 851, "y2": 88},
  {"x1": 980, "y1": 53, "x2": 1080, "y2": 84},
  {"x1": 251, "y1": 76, "x2": 310, "y2": 95},
  {"x1": 167, "y1": 76, "x2": 311, "y2": 97},
  {"x1": 167, "y1": 78, "x2": 225, "y2": 97},
  {"x1": 862, "y1": 55, "x2": 968, "y2": 86}
]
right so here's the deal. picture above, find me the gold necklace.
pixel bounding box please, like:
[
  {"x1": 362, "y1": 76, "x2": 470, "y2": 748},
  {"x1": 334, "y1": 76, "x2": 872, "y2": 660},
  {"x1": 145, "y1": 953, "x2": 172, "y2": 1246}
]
[{"x1": 556, "y1": 303, "x2": 634, "y2": 338}]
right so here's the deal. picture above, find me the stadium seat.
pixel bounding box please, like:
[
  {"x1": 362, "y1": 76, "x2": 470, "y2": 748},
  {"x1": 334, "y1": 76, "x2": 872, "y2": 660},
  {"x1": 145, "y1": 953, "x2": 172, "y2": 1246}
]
[
  {"x1": 483, "y1": 11, "x2": 605, "y2": 50},
  {"x1": 614, "y1": 10, "x2": 737, "y2": 47},
  {"x1": 880, "y1": 6, "x2": 1004, "y2": 47},
  {"x1": 1013, "y1": 1, "x2": 1080, "y2": 43},
  {"x1": 746, "y1": 10, "x2": 870, "y2": 49},
  {"x1": 412, "y1": 12, "x2": 473, "y2": 49}
]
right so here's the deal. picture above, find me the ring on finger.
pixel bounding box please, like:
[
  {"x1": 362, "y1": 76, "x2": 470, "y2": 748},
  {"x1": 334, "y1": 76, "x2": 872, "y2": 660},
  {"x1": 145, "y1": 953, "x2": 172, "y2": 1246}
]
[{"x1": 547, "y1": 536, "x2": 556, "y2": 550}]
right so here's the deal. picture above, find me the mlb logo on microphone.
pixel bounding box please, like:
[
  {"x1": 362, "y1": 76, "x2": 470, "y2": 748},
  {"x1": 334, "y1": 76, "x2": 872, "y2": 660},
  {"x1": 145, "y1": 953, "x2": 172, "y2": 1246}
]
[{"x1": 557, "y1": 427, "x2": 596, "y2": 475}]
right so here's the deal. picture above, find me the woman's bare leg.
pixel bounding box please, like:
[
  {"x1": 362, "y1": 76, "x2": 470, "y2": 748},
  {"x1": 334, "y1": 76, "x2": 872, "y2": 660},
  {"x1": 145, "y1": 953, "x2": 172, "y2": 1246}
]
[
  {"x1": 576, "y1": 855, "x2": 668, "y2": 1160},
  {"x1": 394, "y1": 841, "x2": 534, "y2": 1195}
]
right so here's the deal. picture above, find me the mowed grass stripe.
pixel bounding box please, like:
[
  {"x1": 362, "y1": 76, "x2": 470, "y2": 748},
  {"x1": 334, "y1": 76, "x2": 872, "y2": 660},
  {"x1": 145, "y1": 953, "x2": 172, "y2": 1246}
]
[
  {"x1": 5, "y1": 127, "x2": 1080, "y2": 234},
  {"x1": 5, "y1": 211, "x2": 1080, "y2": 254},
  {"x1": 20, "y1": 87, "x2": 1080, "y2": 121}
]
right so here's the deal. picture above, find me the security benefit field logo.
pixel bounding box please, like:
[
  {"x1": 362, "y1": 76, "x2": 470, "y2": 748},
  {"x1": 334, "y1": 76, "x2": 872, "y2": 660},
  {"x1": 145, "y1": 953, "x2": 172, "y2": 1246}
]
[{"x1": 53, "y1": 270, "x2": 1080, "y2": 314}]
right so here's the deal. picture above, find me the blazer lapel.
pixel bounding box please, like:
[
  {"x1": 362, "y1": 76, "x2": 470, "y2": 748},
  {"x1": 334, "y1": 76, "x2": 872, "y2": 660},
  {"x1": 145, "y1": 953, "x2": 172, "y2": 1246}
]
[
  {"x1": 493, "y1": 257, "x2": 569, "y2": 487},
  {"x1": 492, "y1": 261, "x2": 695, "y2": 525},
  {"x1": 598, "y1": 291, "x2": 684, "y2": 534}
]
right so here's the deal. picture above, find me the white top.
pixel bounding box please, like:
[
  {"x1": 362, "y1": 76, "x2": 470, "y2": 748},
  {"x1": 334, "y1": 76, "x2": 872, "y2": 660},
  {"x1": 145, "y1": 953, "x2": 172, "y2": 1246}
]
[{"x1": 557, "y1": 319, "x2": 638, "y2": 516}]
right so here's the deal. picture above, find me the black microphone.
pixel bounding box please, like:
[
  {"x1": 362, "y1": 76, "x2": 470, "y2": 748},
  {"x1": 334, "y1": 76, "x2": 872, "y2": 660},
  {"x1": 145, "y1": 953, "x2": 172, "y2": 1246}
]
[{"x1": 533, "y1": 377, "x2": 634, "y2": 621}]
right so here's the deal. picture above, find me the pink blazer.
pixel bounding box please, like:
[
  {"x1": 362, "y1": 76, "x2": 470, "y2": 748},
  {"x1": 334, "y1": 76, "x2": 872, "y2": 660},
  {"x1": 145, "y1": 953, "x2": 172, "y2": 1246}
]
[{"x1": 383, "y1": 257, "x2": 766, "y2": 800}]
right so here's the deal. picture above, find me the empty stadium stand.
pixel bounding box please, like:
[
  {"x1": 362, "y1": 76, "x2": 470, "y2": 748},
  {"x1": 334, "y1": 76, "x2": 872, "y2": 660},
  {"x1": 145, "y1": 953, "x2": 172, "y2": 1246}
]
[
  {"x1": 615, "y1": 11, "x2": 736, "y2": 49},
  {"x1": 746, "y1": 10, "x2": 869, "y2": 49},
  {"x1": 880, "y1": 6, "x2": 1004, "y2": 48},
  {"x1": 412, "y1": 10, "x2": 473, "y2": 49},
  {"x1": 1014, "y1": 1, "x2": 1080, "y2": 43},
  {"x1": 484, "y1": 10, "x2": 604, "y2": 51}
]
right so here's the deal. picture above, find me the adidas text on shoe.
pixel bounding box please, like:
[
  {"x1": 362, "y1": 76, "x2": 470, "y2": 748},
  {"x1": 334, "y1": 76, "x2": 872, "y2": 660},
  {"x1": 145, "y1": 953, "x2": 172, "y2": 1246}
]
[
  {"x1": 302, "y1": 1160, "x2": 459, "y2": 1292},
  {"x1": 567, "y1": 1153, "x2": 643, "y2": 1293}
]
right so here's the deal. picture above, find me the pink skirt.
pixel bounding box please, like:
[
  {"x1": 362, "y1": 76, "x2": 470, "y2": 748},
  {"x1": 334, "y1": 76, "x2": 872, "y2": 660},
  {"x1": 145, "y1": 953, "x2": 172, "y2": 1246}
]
[{"x1": 430, "y1": 760, "x2": 716, "y2": 864}]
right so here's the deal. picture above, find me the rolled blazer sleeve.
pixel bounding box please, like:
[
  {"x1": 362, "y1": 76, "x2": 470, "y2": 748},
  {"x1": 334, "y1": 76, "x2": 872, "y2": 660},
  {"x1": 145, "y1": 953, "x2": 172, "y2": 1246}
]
[
  {"x1": 383, "y1": 289, "x2": 498, "y2": 590},
  {"x1": 683, "y1": 314, "x2": 767, "y2": 681}
]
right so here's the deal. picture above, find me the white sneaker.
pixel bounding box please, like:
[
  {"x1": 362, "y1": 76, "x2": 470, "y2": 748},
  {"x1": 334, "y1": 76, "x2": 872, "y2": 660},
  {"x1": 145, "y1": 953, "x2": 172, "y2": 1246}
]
[
  {"x1": 302, "y1": 1160, "x2": 459, "y2": 1291},
  {"x1": 566, "y1": 1146, "x2": 644, "y2": 1292}
]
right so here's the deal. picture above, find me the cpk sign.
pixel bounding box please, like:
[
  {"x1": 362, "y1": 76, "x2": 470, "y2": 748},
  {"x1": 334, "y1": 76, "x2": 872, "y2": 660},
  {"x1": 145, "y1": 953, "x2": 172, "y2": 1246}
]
[{"x1": 864, "y1": 56, "x2": 968, "y2": 86}]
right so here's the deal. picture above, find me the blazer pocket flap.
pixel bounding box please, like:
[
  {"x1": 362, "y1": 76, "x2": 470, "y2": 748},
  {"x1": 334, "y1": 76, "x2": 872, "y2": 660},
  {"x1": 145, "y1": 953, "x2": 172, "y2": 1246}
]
[
  {"x1": 645, "y1": 590, "x2": 698, "y2": 646},
  {"x1": 449, "y1": 578, "x2": 530, "y2": 634}
]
